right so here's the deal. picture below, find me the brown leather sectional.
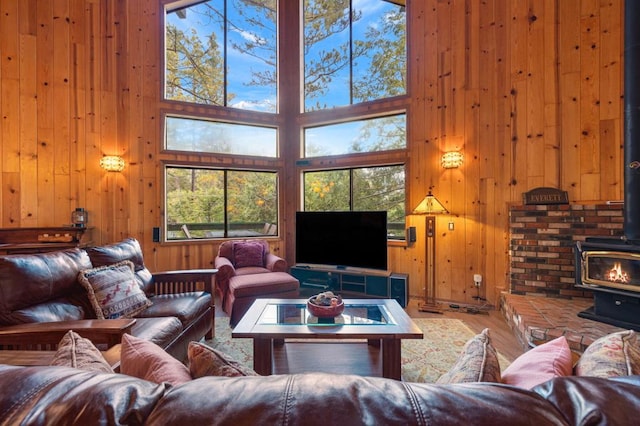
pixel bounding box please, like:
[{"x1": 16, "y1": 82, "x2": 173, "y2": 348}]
[
  {"x1": 0, "y1": 238, "x2": 215, "y2": 363},
  {"x1": 0, "y1": 365, "x2": 639, "y2": 425}
]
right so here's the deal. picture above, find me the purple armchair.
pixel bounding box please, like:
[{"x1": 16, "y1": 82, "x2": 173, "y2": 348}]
[{"x1": 214, "y1": 240, "x2": 299, "y2": 326}]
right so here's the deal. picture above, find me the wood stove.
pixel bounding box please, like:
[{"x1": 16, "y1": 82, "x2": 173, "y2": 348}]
[
  {"x1": 575, "y1": 0, "x2": 640, "y2": 330},
  {"x1": 576, "y1": 239, "x2": 640, "y2": 330}
]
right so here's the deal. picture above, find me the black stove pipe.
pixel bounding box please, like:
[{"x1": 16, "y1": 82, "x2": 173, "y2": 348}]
[{"x1": 625, "y1": 0, "x2": 640, "y2": 243}]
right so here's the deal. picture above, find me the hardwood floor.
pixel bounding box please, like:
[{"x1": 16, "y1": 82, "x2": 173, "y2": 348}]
[{"x1": 404, "y1": 299, "x2": 525, "y2": 362}]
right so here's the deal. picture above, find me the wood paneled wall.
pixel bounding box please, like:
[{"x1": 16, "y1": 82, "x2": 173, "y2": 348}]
[{"x1": 0, "y1": 0, "x2": 624, "y2": 307}]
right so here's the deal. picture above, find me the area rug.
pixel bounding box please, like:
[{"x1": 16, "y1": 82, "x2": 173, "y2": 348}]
[{"x1": 206, "y1": 317, "x2": 510, "y2": 383}]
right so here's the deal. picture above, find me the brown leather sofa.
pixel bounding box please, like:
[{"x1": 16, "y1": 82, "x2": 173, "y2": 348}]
[
  {"x1": 0, "y1": 364, "x2": 639, "y2": 425},
  {"x1": 0, "y1": 238, "x2": 215, "y2": 362}
]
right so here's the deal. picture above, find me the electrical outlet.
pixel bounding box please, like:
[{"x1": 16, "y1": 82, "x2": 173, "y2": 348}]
[{"x1": 473, "y1": 274, "x2": 482, "y2": 287}]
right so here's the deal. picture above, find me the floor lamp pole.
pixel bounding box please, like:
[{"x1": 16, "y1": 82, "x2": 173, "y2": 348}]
[{"x1": 419, "y1": 215, "x2": 442, "y2": 313}]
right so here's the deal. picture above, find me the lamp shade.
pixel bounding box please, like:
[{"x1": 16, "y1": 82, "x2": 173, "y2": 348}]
[
  {"x1": 412, "y1": 191, "x2": 449, "y2": 214},
  {"x1": 100, "y1": 155, "x2": 125, "y2": 172}
]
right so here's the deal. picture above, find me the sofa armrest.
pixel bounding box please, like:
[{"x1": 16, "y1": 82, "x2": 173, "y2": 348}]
[
  {"x1": 151, "y1": 269, "x2": 217, "y2": 296},
  {"x1": 0, "y1": 319, "x2": 136, "y2": 350},
  {"x1": 214, "y1": 256, "x2": 235, "y2": 292},
  {"x1": 265, "y1": 253, "x2": 287, "y2": 272}
]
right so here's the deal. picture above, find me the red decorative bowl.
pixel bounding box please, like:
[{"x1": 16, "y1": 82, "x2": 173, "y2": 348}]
[{"x1": 307, "y1": 297, "x2": 345, "y2": 318}]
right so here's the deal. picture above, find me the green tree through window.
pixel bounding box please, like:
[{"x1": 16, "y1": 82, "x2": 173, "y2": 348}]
[{"x1": 166, "y1": 167, "x2": 277, "y2": 239}]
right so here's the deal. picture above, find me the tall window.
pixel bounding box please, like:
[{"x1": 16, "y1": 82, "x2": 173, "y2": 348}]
[
  {"x1": 165, "y1": 0, "x2": 277, "y2": 112},
  {"x1": 162, "y1": 0, "x2": 408, "y2": 242},
  {"x1": 165, "y1": 167, "x2": 278, "y2": 240},
  {"x1": 303, "y1": 165, "x2": 405, "y2": 239}
]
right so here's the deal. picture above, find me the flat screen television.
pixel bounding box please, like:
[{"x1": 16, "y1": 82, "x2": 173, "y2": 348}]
[{"x1": 295, "y1": 211, "x2": 388, "y2": 271}]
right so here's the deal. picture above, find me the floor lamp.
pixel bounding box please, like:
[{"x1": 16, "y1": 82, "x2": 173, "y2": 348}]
[{"x1": 412, "y1": 191, "x2": 448, "y2": 313}]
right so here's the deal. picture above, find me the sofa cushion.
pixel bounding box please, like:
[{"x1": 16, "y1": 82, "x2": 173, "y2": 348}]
[
  {"x1": 234, "y1": 266, "x2": 271, "y2": 276},
  {"x1": 78, "y1": 260, "x2": 152, "y2": 320},
  {"x1": 436, "y1": 328, "x2": 502, "y2": 384},
  {"x1": 120, "y1": 334, "x2": 191, "y2": 386},
  {"x1": 233, "y1": 241, "x2": 266, "y2": 268},
  {"x1": 0, "y1": 249, "x2": 93, "y2": 325},
  {"x1": 49, "y1": 330, "x2": 113, "y2": 373},
  {"x1": 188, "y1": 342, "x2": 259, "y2": 378},
  {"x1": 136, "y1": 292, "x2": 211, "y2": 328},
  {"x1": 229, "y1": 271, "x2": 300, "y2": 298},
  {"x1": 575, "y1": 330, "x2": 640, "y2": 377},
  {"x1": 8, "y1": 300, "x2": 86, "y2": 324},
  {"x1": 501, "y1": 336, "x2": 573, "y2": 389},
  {"x1": 129, "y1": 316, "x2": 184, "y2": 349}
]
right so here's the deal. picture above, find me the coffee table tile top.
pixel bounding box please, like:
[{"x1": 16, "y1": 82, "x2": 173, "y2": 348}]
[
  {"x1": 233, "y1": 298, "x2": 422, "y2": 340},
  {"x1": 257, "y1": 301, "x2": 396, "y2": 326}
]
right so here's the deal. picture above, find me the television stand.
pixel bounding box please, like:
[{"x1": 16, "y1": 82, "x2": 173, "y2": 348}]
[{"x1": 290, "y1": 265, "x2": 408, "y2": 308}]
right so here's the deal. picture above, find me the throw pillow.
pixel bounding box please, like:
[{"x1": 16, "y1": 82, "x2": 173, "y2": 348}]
[
  {"x1": 78, "y1": 260, "x2": 152, "y2": 320},
  {"x1": 49, "y1": 330, "x2": 113, "y2": 373},
  {"x1": 575, "y1": 329, "x2": 640, "y2": 378},
  {"x1": 233, "y1": 241, "x2": 265, "y2": 268},
  {"x1": 436, "y1": 328, "x2": 501, "y2": 384},
  {"x1": 501, "y1": 336, "x2": 573, "y2": 389},
  {"x1": 188, "y1": 341, "x2": 259, "y2": 378},
  {"x1": 120, "y1": 334, "x2": 191, "y2": 386}
]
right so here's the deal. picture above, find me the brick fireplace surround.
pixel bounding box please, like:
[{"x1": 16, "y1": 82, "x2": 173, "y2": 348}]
[
  {"x1": 504, "y1": 203, "x2": 626, "y2": 351},
  {"x1": 509, "y1": 203, "x2": 624, "y2": 297}
]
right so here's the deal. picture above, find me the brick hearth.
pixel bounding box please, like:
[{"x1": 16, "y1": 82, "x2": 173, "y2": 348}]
[{"x1": 501, "y1": 292, "x2": 625, "y2": 353}]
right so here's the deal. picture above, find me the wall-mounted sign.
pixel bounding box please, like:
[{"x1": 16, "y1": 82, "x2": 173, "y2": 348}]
[{"x1": 522, "y1": 187, "x2": 569, "y2": 205}]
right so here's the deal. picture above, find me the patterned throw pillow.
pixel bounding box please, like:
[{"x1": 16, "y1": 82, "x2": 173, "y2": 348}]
[
  {"x1": 120, "y1": 334, "x2": 192, "y2": 386},
  {"x1": 78, "y1": 260, "x2": 152, "y2": 320},
  {"x1": 49, "y1": 330, "x2": 113, "y2": 373},
  {"x1": 575, "y1": 330, "x2": 640, "y2": 377},
  {"x1": 188, "y1": 341, "x2": 259, "y2": 378},
  {"x1": 233, "y1": 241, "x2": 265, "y2": 268},
  {"x1": 436, "y1": 328, "x2": 501, "y2": 384}
]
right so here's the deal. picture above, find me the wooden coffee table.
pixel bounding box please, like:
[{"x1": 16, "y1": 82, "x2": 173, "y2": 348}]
[{"x1": 232, "y1": 298, "x2": 423, "y2": 380}]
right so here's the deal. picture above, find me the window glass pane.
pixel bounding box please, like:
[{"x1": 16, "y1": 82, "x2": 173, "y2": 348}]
[
  {"x1": 166, "y1": 167, "x2": 224, "y2": 240},
  {"x1": 304, "y1": 113, "x2": 406, "y2": 157},
  {"x1": 227, "y1": 1, "x2": 278, "y2": 112},
  {"x1": 165, "y1": 167, "x2": 278, "y2": 240},
  {"x1": 303, "y1": 0, "x2": 350, "y2": 111},
  {"x1": 166, "y1": 1, "x2": 225, "y2": 106},
  {"x1": 352, "y1": 0, "x2": 406, "y2": 103},
  {"x1": 227, "y1": 171, "x2": 278, "y2": 236},
  {"x1": 166, "y1": 116, "x2": 277, "y2": 157},
  {"x1": 304, "y1": 170, "x2": 350, "y2": 211},
  {"x1": 303, "y1": 0, "x2": 406, "y2": 111},
  {"x1": 353, "y1": 166, "x2": 405, "y2": 239},
  {"x1": 165, "y1": 0, "x2": 277, "y2": 112}
]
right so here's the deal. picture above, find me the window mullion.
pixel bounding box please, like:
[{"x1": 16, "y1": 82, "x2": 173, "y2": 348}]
[
  {"x1": 223, "y1": 170, "x2": 229, "y2": 238},
  {"x1": 223, "y1": 0, "x2": 228, "y2": 107},
  {"x1": 349, "y1": 0, "x2": 354, "y2": 105}
]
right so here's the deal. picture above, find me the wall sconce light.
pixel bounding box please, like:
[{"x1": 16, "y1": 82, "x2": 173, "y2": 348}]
[
  {"x1": 441, "y1": 151, "x2": 463, "y2": 169},
  {"x1": 100, "y1": 155, "x2": 125, "y2": 172}
]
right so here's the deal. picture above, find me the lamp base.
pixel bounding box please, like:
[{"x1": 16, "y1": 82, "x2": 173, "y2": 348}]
[{"x1": 418, "y1": 301, "x2": 444, "y2": 314}]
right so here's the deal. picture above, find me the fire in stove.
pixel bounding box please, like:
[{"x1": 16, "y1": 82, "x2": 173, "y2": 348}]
[
  {"x1": 608, "y1": 262, "x2": 630, "y2": 283},
  {"x1": 579, "y1": 247, "x2": 640, "y2": 293}
]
